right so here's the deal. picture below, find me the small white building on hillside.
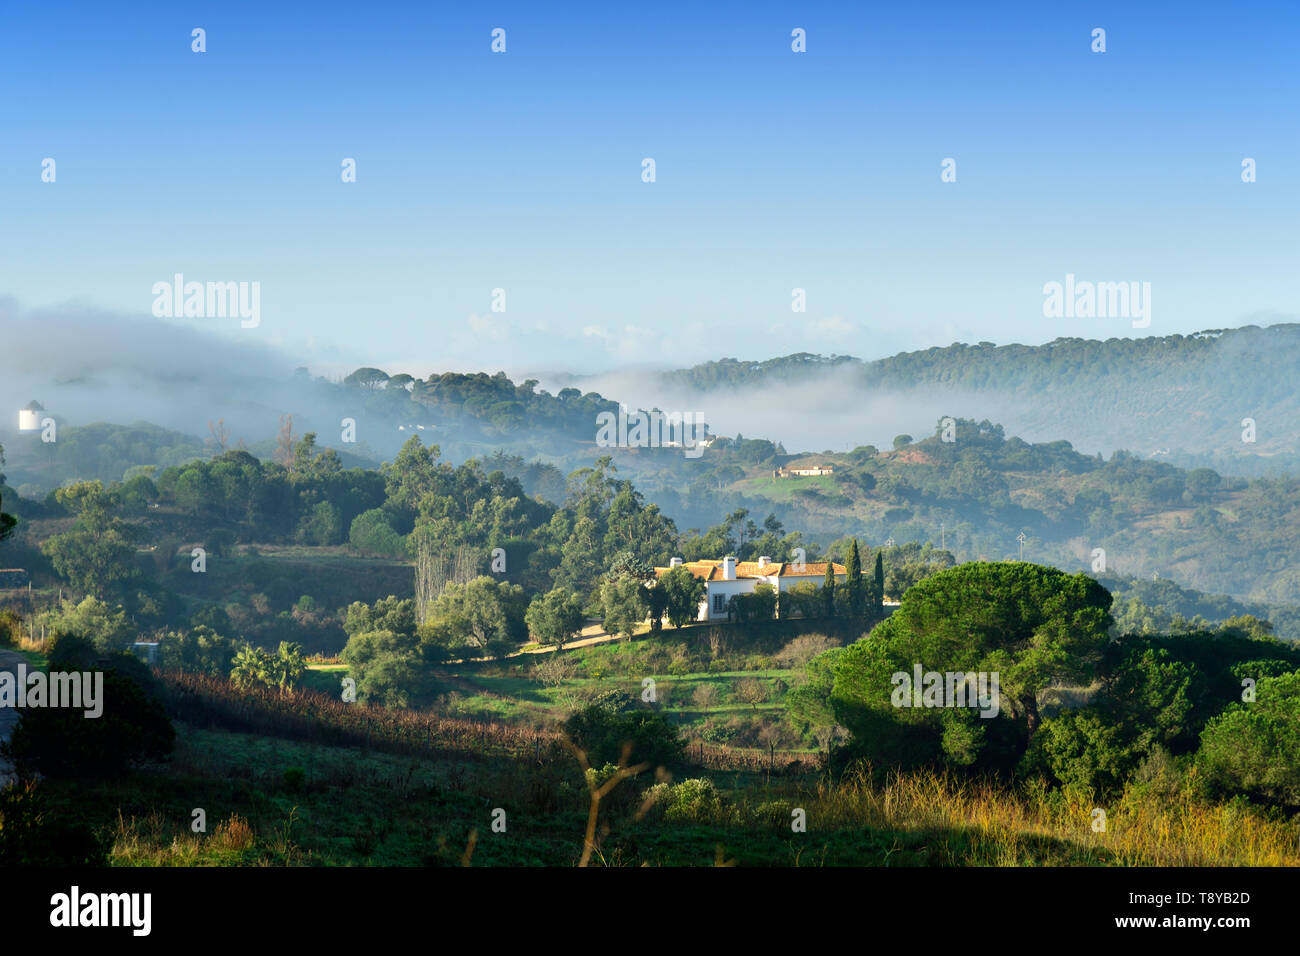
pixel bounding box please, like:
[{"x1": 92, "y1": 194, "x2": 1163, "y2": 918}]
[
  {"x1": 773, "y1": 464, "x2": 834, "y2": 478},
  {"x1": 654, "y1": 555, "x2": 861, "y2": 622}
]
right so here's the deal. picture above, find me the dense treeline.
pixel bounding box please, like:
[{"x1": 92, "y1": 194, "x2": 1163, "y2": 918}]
[
  {"x1": 747, "y1": 417, "x2": 1300, "y2": 612},
  {"x1": 7, "y1": 437, "x2": 802, "y2": 659},
  {"x1": 7, "y1": 338, "x2": 1300, "y2": 611},
  {"x1": 335, "y1": 368, "x2": 620, "y2": 437},
  {"x1": 5, "y1": 407, "x2": 1300, "y2": 660},
  {"x1": 665, "y1": 325, "x2": 1295, "y2": 398}
]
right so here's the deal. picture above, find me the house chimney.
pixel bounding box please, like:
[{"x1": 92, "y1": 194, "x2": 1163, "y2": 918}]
[
  {"x1": 669, "y1": 556, "x2": 683, "y2": 567},
  {"x1": 758, "y1": 556, "x2": 770, "y2": 568},
  {"x1": 723, "y1": 556, "x2": 736, "y2": 581}
]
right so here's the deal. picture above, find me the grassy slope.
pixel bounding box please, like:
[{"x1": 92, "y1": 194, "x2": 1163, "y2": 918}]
[{"x1": 50, "y1": 720, "x2": 1299, "y2": 867}]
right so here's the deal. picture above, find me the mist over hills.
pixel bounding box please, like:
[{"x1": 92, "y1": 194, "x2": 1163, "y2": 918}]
[
  {"x1": 621, "y1": 324, "x2": 1300, "y2": 477},
  {"x1": 5, "y1": 301, "x2": 1300, "y2": 611},
  {"x1": 6, "y1": 298, "x2": 1297, "y2": 478}
]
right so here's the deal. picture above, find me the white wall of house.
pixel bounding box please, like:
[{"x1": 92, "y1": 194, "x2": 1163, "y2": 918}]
[
  {"x1": 699, "y1": 578, "x2": 752, "y2": 620},
  {"x1": 700, "y1": 572, "x2": 853, "y2": 620},
  {"x1": 665, "y1": 563, "x2": 871, "y2": 623}
]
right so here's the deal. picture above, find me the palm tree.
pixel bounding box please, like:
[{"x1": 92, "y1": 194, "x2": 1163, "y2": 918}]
[
  {"x1": 270, "y1": 641, "x2": 306, "y2": 693},
  {"x1": 231, "y1": 645, "x2": 271, "y2": 690}
]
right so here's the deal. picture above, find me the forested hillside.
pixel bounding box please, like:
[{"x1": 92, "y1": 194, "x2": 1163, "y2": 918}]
[
  {"x1": 637, "y1": 418, "x2": 1300, "y2": 609},
  {"x1": 6, "y1": 405, "x2": 1300, "y2": 614},
  {"x1": 660, "y1": 324, "x2": 1300, "y2": 477}
]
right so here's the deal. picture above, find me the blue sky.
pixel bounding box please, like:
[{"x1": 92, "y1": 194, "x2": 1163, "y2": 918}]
[{"x1": 2, "y1": 1, "x2": 1297, "y2": 377}]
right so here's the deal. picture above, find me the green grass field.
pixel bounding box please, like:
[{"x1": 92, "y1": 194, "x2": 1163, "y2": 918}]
[
  {"x1": 47, "y1": 717, "x2": 1299, "y2": 867},
  {"x1": 418, "y1": 627, "x2": 811, "y2": 748},
  {"x1": 292, "y1": 628, "x2": 817, "y2": 750},
  {"x1": 737, "y1": 474, "x2": 840, "y2": 502},
  {"x1": 14, "y1": 626, "x2": 1294, "y2": 868}
]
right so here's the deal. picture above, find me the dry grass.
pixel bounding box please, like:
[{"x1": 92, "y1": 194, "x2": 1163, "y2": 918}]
[
  {"x1": 15, "y1": 634, "x2": 48, "y2": 655},
  {"x1": 804, "y1": 766, "x2": 1299, "y2": 866},
  {"x1": 109, "y1": 808, "x2": 305, "y2": 866},
  {"x1": 109, "y1": 810, "x2": 205, "y2": 866},
  {"x1": 96, "y1": 729, "x2": 1299, "y2": 867},
  {"x1": 213, "y1": 814, "x2": 255, "y2": 851}
]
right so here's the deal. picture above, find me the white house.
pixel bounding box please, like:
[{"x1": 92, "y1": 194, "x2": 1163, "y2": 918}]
[
  {"x1": 653, "y1": 555, "x2": 859, "y2": 622},
  {"x1": 773, "y1": 463, "x2": 834, "y2": 478}
]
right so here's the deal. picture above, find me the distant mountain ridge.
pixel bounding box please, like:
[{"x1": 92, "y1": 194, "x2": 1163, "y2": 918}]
[{"x1": 659, "y1": 324, "x2": 1300, "y2": 477}]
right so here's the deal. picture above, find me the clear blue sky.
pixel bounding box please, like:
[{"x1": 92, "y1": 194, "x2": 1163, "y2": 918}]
[{"x1": 3, "y1": 1, "x2": 1296, "y2": 375}]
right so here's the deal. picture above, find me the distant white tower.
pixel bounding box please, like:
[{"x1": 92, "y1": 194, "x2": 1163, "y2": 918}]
[{"x1": 18, "y1": 409, "x2": 41, "y2": 431}]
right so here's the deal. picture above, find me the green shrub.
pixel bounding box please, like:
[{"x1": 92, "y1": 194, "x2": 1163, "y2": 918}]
[
  {"x1": 651, "y1": 778, "x2": 732, "y2": 824},
  {"x1": 1197, "y1": 671, "x2": 1300, "y2": 808},
  {"x1": 0, "y1": 779, "x2": 106, "y2": 865},
  {"x1": 205, "y1": 528, "x2": 236, "y2": 557},
  {"x1": 1125, "y1": 748, "x2": 1198, "y2": 804},
  {"x1": 748, "y1": 799, "x2": 794, "y2": 827},
  {"x1": 1019, "y1": 708, "x2": 1143, "y2": 798},
  {"x1": 699, "y1": 718, "x2": 742, "y2": 745},
  {"x1": 0, "y1": 609, "x2": 20, "y2": 647},
  {"x1": 2, "y1": 640, "x2": 175, "y2": 778},
  {"x1": 348, "y1": 509, "x2": 406, "y2": 557},
  {"x1": 562, "y1": 691, "x2": 685, "y2": 770},
  {"x1": 584, "y1": 763, "x2": 646, "y2": 817}
]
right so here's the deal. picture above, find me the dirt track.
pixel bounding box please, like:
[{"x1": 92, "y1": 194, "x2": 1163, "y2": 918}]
[{"x1": 0, "y1": 649, "x2": 24, "y2": 786}]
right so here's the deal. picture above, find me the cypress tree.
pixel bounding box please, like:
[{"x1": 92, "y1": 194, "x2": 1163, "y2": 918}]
[
  {"x1": 846, "y1": 539, "x2": 865, "y2": 620},
  {"x1": 874, "y1": 550, "x2": 885, "y2": 616},
  {"x1": 821, "y1": 560, "x2": 836, "y2": 617}
]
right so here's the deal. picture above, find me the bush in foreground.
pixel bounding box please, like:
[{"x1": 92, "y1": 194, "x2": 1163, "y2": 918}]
[
  {"x1": 2, "y1": 635, "x2": 174, "y2": 778},
  {"x1": 562, "y1": 691, "x2": 685, "y2": 771}
]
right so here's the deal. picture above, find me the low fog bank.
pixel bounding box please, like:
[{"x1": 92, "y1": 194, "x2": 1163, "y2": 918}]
[
  {"x1": 0, "y1": 299, "x2": 372, "y2": 454},
  {"x1": 539, "y1": 367, "x2": 1033, "y2": 454},
  {"x1": 537, "y1": 324, "x2": 1300, "y2": 468},
  {"x1": 5, "y1": 299, "x2": 1297, "y2": 480}
]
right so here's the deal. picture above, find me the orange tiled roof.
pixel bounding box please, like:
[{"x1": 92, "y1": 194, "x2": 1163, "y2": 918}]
[
  {"x1": 653, "y1": 560, "x2": 719, "y2": 581},
  {"x1": 779, "y1": 561, "x2": 847, "y2": 577},
  {"x1": 653, "y1": 559, "x2": 852, "y2": 579}
]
